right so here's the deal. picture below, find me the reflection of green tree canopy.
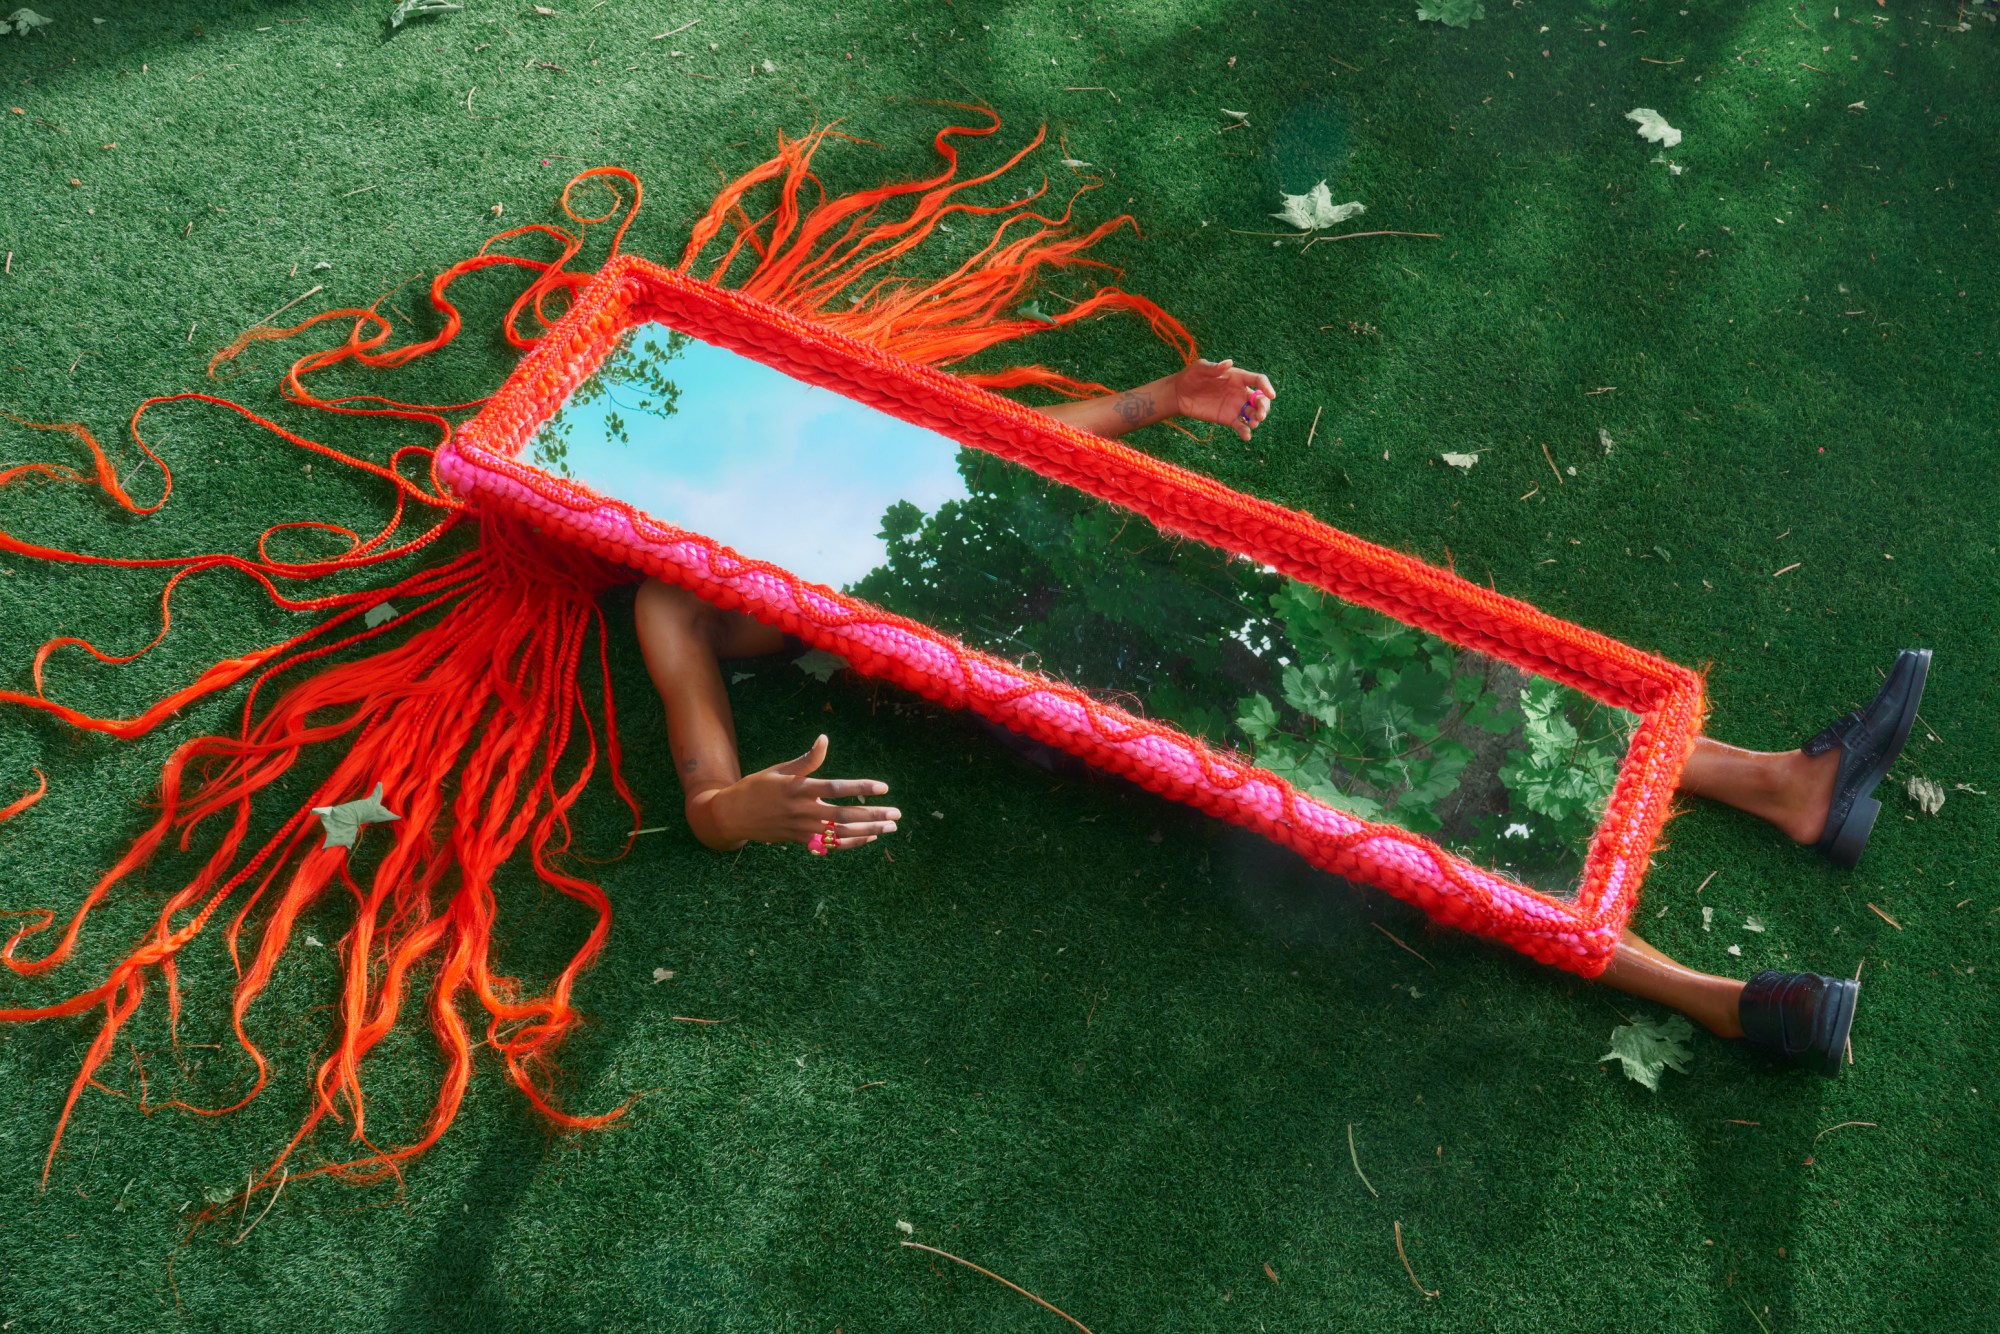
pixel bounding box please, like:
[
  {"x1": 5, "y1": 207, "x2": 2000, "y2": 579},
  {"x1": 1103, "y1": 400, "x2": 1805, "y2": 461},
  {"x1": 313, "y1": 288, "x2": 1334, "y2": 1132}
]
[
  {"x1": 530, "y1": 330, "x2": 691, "y2": 476},
  {"x1": 851, "y1": 450, "x2": 1632, "y2": 892}
]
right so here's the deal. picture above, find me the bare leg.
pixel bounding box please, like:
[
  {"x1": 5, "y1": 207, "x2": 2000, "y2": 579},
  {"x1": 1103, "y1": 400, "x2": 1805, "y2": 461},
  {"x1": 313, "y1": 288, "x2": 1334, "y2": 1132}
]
[
  {"x1": 1678, "y1": 736, "x2": 1839, "y2": 844},
  {"x1": 1596, "y1": 930, "x2": 1744, "y2": 1037}
]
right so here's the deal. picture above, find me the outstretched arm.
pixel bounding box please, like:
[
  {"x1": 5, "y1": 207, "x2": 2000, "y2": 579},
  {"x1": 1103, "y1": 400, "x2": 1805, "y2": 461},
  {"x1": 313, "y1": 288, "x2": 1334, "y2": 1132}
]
[
  {"x1": 1035, "y1": 358, "x2": 1275, "y2": 442},
  {"x1": 633, "y1": 579, "x2": 900, "y2": 852}
]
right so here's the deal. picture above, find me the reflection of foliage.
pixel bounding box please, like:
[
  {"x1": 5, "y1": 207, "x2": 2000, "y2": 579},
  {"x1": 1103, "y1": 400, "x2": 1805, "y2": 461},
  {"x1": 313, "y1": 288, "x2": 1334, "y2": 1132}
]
[
  {"x1": 1234, "y1": 583, "x2": 1512, "y2": 829},
  {"x1": 1493, "y1": 680, "x2": 1626, "y2": 865},
  {"x1": 529, "y1": 330, "x2": 691, "y2": 476},
  {"x1": 852, "y1": 450, "x2": 1634, "y2": 890}
]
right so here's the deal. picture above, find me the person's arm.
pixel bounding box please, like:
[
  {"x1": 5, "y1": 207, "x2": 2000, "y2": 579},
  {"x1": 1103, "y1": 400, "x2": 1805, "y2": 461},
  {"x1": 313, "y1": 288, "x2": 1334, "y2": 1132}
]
[
  {"x1": 633, "y1": 579, "x2": 899, "y2": 852},
  {"x1": 1035, "y1": 358, "x2": 1275, "y2": 442}
]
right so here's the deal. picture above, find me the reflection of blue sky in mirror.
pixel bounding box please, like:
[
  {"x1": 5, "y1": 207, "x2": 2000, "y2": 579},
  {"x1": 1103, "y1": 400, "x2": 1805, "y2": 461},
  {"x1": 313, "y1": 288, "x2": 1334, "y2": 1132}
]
[{"x1": 558, "y1": 322, "x2": 969, "y2": 588}]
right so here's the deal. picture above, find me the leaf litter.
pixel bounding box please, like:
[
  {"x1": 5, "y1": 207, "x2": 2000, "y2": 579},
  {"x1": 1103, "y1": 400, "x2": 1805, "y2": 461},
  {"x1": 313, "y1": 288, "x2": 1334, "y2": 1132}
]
[
  {"x1": 1625, "y1": 108, "x2": 1682, "y2": 148},
  {"x1": 1906, "y1": 776, "x2": 1945, "y2": 815},
  {"x1": 1271, "y1": 182, "x2": 1365, "y2": 233},
  {"x1": 1601, "y1": 1015, "x2": 1695, "y2": 1091},
  {"x1": 1416, "y1": 0, "x2": 1484, "y2": 28}
]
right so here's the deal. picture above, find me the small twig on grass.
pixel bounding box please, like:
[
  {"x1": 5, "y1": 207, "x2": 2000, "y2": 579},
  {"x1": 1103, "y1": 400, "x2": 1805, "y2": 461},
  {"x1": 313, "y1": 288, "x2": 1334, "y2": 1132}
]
[
  {"x1": 1772, "y1": 562, "x2": 1801, "y2": 578},
  {"x1": 1540, "y1": 441, "x2": 1564, "y2": 485},
  {"x1": 1738, "y1": 1291, "x2": 1774, "y2": 1334},
  {"x1": 1329, "y1": 55, "x2": 1362, "y2": 72},
  {"x1": 1639, "y1": 56, "x2": 1684, "y2": 64},
  {"x1": 651, "y1": 18, "x2": 699, "y2": 39},
  {"x1": 899, "y1": 1241, "x2": 1094, "y2": 1333},
  {"x1": 1694, "y1": 870, "x2": 1718, "y2": 895},
  {"x1": 232, "y1": 1169, "x2": 287, "y2": 1245},
  {"x1": 1305, "y1": 404, "x2": 1322, "y2": 450},
  {"x1": 670, "y1": 1015, "x2": 732, "y2": 1024},
  {"x1": 1854, "y1": 957, "x2": 1866, "y2": 982},
  {"x1": 1393, "y1": 1221, "x2": 1438, "y2": 1298},
  {"x1": 629, "y1": 825, "x2": 671, "y2": 836},
  {"x1": 1347, "y1": 1124, "x2": 1379, "y2": 1197},
  {"x1": 1518, "y1": 485, "x2": 1539, "y2": 501},
  {"x1": 1721, "y1": 1119, "x2": 1761, "y2": 1126},
  {"x1": 341, "y1": 184, "x2": 378, "y2": 198},
  {"x1": 1301, "y1": 230, "x2": 1442, "y2": 252},
  {"x1": 1813, "y1": 1120, "x2": 1877, "y2": 1143},
  {"x1": 249, "y1": 284, "x2": 324, "y2": 330},
  {"x1": 1370, "y1": 921, "x2": 1434, "y2": 969},
  {"x1": 1866, "y1": 902, "x2": 1902, "y2": 931}
]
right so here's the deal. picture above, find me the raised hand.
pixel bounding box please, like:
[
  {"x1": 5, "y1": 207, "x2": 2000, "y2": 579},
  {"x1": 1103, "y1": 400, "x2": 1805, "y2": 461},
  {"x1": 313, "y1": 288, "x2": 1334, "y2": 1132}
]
[
  {"x1": 689, "y1": 734, "x2": 900, "y2": 851},
  {"x1": 1171, "y1": 358, "x2": 1276, "y2": 442}
]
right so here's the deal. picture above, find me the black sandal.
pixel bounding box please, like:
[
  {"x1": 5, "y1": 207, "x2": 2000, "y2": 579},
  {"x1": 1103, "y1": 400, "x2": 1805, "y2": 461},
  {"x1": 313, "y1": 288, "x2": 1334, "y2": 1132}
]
[
  {"x1": 1740, "y1": 970, "x2": 1859, "y2": 1078},
  {"x1": 1805, "y1": 648, "x2": 1932, "y2": 868}
]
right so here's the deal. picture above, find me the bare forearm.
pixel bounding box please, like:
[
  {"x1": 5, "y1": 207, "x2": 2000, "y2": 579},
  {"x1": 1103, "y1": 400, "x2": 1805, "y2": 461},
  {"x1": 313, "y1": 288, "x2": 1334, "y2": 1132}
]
[
  {"x1": 1034, "y1": 374, "x2": 1180, "y2": 439},
  {"x1": 633, "y1": 581, "x2": 749, "y2": 849}
]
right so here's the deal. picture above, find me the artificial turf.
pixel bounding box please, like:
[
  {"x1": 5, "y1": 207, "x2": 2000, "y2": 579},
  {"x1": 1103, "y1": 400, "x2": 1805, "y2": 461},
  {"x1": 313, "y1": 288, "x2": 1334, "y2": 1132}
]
[{"x1": 1, "y1": 0, "x2": 1996, "y2": 1329}]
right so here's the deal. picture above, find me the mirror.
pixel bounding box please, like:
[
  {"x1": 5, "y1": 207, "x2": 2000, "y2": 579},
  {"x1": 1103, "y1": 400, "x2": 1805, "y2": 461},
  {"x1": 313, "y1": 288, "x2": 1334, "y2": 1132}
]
[{"x1": 533, "y1": 322, "x2": 1640, "y2": 895}]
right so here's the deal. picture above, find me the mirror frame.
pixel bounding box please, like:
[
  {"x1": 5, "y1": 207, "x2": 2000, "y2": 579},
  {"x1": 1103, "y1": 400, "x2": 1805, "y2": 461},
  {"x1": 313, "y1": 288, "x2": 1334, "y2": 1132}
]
[{"x1": 439, "y1": 255, "x2": 1706, "y2": 976}]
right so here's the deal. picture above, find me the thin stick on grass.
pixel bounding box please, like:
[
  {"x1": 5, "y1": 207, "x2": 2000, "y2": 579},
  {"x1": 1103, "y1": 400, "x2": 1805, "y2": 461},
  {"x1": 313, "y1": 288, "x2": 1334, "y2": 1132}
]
[
  {"x1": 899, "y1": 1241, "x2": 1094, "y2": 1333},
  {"x1": 1329, "y1": 55, "x2": 1362, "y2": 72},
  {"x1": 1347, "y1": 1124, "x2": 1379, "y2": 1198},
  {"x1": 1305, "y1": 404, "x2": 1323, "y2": 449},
  {"x1": 232, "y1": 1168, "x2": 287, "y2": 1245},
  {"x1": 1813, "y1": 1120, "x2": 1877, "y2": 1143},
  {"x1": 1694, "y1": 870, "x2": 1719, "y2": 896},
  {"x1": 1300, "y1": 230, "x2": 1443, "y2": 251},
  {"x1": 249, "y1": 284, "x2": 324, "y2": 330},
  {"x1": 1393, "y1": 1221, "x2": 1438, "y2": 1298},
  {"x1": 1866, "y1": 902, "x2": 1901, "y2": 930},
  {"x1": 670, "y1": 1015, "x2": 732, "y2": 1024},
  {"x1": 1540, "y1": 440, "x2": 1564, "y2": 485},
  {"x1": 1371, "y1": 921, "x2": 1435, "y2": 969}
]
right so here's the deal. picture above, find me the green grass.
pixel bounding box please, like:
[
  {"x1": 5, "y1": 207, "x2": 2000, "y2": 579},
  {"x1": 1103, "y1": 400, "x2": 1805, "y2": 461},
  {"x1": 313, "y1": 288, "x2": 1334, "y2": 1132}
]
[{"x1": 2, "y1": 1, "x2": 1996, "y2": 1329}]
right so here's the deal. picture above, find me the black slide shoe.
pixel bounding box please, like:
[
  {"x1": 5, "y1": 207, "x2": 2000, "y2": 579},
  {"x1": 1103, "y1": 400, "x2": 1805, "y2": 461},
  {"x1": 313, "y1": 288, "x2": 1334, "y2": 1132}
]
[
  {"x1": 1739, "y1": 970, "x2": 1860, "y2": 1078},
  {"x1": 1805, "y1": 648, "x2": 1932, "y2": 868}
]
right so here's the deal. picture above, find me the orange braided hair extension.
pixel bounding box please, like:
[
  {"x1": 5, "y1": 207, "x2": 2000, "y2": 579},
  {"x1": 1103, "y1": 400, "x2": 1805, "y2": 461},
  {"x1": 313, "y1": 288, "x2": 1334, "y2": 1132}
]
[{"x1": 0, "y1": 110, "x2": 1195, "y2": 1214}]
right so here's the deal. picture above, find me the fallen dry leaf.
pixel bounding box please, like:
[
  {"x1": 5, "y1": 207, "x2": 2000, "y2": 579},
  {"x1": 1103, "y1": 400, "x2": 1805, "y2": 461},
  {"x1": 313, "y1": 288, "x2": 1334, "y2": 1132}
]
[
  {"x1": 1906, "y1": 775, "x2": 1946, "y2": 815},
  {"x1": 1625, "y1": 107, "x2": 1682, "y2": 148}
]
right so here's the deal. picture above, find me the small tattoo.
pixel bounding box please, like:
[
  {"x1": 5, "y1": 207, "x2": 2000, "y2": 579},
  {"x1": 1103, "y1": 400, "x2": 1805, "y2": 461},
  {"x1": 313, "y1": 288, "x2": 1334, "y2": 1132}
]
[
  {"x1": 1112, "y1": 389, "x2": 1153, "y2": 426},
  {"x1": 680, "y1": 757, "x2": 701, "y2": 774}
]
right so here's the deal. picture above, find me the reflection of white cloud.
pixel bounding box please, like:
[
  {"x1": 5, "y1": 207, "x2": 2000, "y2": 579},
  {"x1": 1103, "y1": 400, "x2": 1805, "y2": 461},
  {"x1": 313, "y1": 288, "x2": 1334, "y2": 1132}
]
[{"x1": 557, "y1": 327, "x2": 968, "y2": 587}]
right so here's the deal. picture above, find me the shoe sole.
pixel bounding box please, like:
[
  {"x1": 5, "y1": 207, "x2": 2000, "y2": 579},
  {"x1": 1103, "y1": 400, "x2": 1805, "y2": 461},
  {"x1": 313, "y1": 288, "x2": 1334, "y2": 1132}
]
[
  {"x1": 1824, "y1": 648, "x2": 1932, "y2": 868},
  {"x1": 1815, "y1": 977, "x2": 1861, "y2": 1078}
]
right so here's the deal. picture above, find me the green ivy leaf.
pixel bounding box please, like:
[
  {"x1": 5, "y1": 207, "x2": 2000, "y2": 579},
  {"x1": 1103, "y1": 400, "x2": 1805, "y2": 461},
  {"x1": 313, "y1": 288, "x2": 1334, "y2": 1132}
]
[
  {"x1": 1415, "y1": 0, "x2": 1484, "y2": 28},
  {"x1": 793, "y1": 650, "x2": 849, "y2": 683},
  {"x1": 310, "y1": 782, "x2": 401, "y2": 850},
  {"x1": 1601, "y1": 1015, "x2": 1695, "y2": 1091}
]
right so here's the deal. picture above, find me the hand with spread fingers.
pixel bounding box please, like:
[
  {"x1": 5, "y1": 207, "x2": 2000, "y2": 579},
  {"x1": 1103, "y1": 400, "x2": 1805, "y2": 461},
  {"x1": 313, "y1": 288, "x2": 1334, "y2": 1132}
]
[{"x1": 690, "y1": 735, "x2": 900, "y2": 853}]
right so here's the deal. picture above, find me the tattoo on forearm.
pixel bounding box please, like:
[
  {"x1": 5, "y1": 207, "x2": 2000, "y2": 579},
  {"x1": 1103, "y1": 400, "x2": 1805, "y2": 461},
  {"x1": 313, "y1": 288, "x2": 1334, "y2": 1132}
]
[
  {"x1": 680, "y1": 756, "x2": 701, "y2": 774},
  {"x1": 1112, "y1": 389, "x2": 1153, "y2": 426}
]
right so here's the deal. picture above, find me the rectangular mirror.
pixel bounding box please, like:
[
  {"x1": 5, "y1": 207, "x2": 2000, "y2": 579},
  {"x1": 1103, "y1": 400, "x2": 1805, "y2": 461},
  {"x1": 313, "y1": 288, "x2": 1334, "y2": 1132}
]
[
  {"x1": 531, "y1": 321, "x2": 1639, "y2": 897},
  {"x1": 443, "y1": 257, "x2": 1707, "y2": 971}
]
